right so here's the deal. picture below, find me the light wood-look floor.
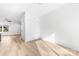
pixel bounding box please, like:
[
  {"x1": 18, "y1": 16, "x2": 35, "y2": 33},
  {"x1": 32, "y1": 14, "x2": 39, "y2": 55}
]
[{"x1": 0, "y1": 35, "x2": 79, "y2": 56}]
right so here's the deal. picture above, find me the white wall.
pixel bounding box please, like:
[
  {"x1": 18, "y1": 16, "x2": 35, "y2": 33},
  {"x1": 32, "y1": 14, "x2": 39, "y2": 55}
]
[
  {"x1": 25, "y1": 12, "x2": 40, "y2": 42},
  {"x1": 0, "y1": 21, "x2": 21, "y2": 35},
  {"x1": 21, "y1": 12, "x2": 25, "y2": 40},
  {"x1": 24, "y1": 4, "x2": 66, "y2": 42},
  {"x1": 40, "y1": 3, "x2": 79, "y2": 51},
  {"x1": 0, "y1": 4, "x2": 66, "y2": 42}
]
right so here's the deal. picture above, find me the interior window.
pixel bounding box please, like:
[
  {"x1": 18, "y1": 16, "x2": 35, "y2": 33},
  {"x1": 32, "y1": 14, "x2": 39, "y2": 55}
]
[
  {"x1": 0, "y1": 25, "x2": 9, "y2": 32},
  {"x1": 0, "y1": 26, "x2": 2, "y2": 32},
  {"x1": 3, "y1": 25, "x2": 9, "y2": 32}
]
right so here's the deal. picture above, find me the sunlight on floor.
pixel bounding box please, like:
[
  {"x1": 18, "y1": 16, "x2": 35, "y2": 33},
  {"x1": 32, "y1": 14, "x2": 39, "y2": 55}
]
[{"x1": 42, "y1": 33, "x2": 56, "y2": 43}]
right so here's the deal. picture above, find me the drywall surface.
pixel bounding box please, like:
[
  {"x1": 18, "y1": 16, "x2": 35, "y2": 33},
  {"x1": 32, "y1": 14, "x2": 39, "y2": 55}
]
[
  {"x1": 25, "y1": 13, "x2": 40, "y2": 42},
  {"x1": 40, "y1": 3, "x2": 79, "y2": 51},
  {"x1": 0, "y1": 21, "x2": 21, "y2": 35},
  {"x1": 24, "y1": 4, "x2": 66, "y2": 42},
  {"x1": 21, "y1": 13, "x2": 25, "y2": 40}
]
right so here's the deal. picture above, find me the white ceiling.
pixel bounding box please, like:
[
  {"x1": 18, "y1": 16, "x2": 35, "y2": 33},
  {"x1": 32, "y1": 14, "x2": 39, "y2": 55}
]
[
  {"x1": 26, "y1": 3, "x2": 67, "y2": 18},
  {"x1": 0, "y1": 3, "x2": 67, "y2": 23}
]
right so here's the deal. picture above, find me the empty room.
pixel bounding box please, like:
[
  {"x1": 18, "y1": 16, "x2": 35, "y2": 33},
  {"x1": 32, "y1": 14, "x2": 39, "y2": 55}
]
[{"x1": 0, "y1": 3, "x2": 79, "y2": 56}]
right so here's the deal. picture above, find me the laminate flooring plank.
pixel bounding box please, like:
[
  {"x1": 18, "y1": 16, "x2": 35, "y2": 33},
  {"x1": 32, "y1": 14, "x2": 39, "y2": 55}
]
[
  {"x1": 0, "y1": 35, "x2": 77, "y2": 56},
  {"x1": 35, "y1": 40, "x2": 57, "y2": 56},
  {"x1": 0, "y1": 35, "x2": 36, "y2": 56},
  {"x1": 42, "y1": 40, "x2": 76, "y2": 56}
]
